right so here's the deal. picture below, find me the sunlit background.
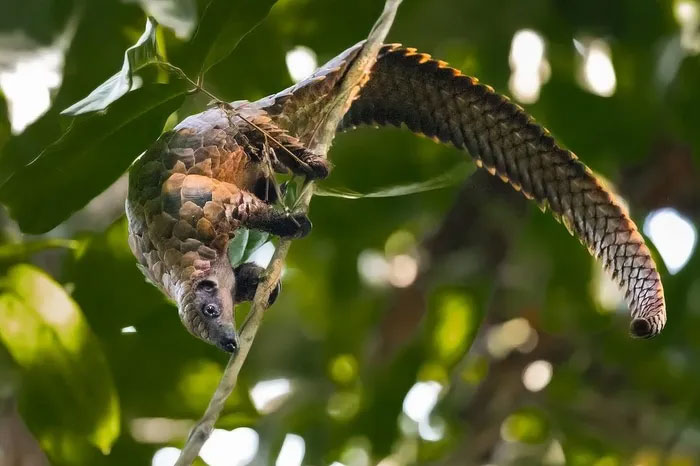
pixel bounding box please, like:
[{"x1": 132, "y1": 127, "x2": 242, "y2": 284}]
[{"x1": 1, "y1": 0, "x2": 700, "y2": 465}]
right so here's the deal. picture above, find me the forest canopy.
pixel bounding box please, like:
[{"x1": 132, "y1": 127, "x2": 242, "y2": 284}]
[{"x1": 0, "y1": 0, "x2": 699, "y2": 465}]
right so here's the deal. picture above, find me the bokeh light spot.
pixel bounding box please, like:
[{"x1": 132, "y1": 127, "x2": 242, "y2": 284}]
[
  {"x1": 388, "y1": 254, "x2": 418, "y2": 288},
  {"x1": 402, "y1": 381, "x2": 441, "y2": 426},
  {"x1": 487, "y1": 318, "x2": 535, "y2": 358},
  {"x1": 250, "y1": 378, "x2": 292, "y2": 414},
  {"x1": 418, "y1": 416, "x2": 446, "y2": 442},
  {"x1": 500, "y1": 410, "x2": 549, "y2": 444},
  {"x1": 357, "y1": 249, "x2": 390, "y2": 287},
  {"x1": 644, "y1": 207, "x2": 697, "y2": 274},
  {"x1": 329, "y1": 354, "x2": 358, "y2": 384},
  {"x1": 327, "y1": 390, "x2": 361, "y2": 421},
  {"x1": 0, "y1": 46, "x2": 63, "y2": 133},
  {"x1": 132, "y1": 418, "x2": 191, "y2": 444},
  {"x1": 433, "y1": 293, "x2": 473, "y2": 363},
  {"x1": 508, "y1": 29, "x2": 550, "y2": 103},
  {"x1": 577, "y1": 38, "x2": 617, "y2": 97},
  {"x1": 285, "y1": 46, "x2": 318, "y2": 83},
  {"x1": 152, "y1": 447, "x2": 181, "y2": 466},
  {"x1": 200, "y1": 428, "x2": 259, "y2": 466},
  {"x1": 275, "y1": 433, "x2": 305, "y2": 466},
  {"x1": 675, "y1": 0, "x2": 700, "y2": 53},
  {"x1": 384, "y1": 230, "x2": 416, "y2": 257},
  {"x1": 522, "y1": 360, "x2": 553, "y2": 392}
]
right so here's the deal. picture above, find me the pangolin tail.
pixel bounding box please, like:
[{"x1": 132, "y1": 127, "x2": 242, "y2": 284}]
[{"x1": 340, "y1": 44, "x2": 666, "y2": 338}]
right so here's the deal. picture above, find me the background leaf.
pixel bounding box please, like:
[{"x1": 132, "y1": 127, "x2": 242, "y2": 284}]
[
  {"x1": 0, "y1": 264, "x2": 119, "y2": 462},
  {"x1": 227, "y1": 228, "x2": 250, "y2": 267},
  {"x1": 0, "y1": 84, "x2": 185, "y2": 233},
  {"x1": 241, "y1": 230, "x2": 270, "y2": 263},
  {"x1": 61, "y1": 17, "x2": 161, "y2": 116},
  {"x1": 178, "y1": 0, "x2": 278, "y2": 75},
  {"x1": 0, "y1": 238, "x2": 80, "y2": 264},
  {"x1": 228, "y1": 228, "x2": 271, "y2": 266},
  {"x1": 0, "y1": 0, "x2": 148, "y2": 188}
]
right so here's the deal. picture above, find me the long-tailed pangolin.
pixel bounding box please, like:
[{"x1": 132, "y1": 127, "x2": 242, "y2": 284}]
[{"x1": 126, "y1": 42, "x2": 667, "y2": 352}]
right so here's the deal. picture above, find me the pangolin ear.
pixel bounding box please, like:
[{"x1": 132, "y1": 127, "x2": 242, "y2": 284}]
[{"x1": 196, "y1": 279, "x2": 217, "y2": 293}]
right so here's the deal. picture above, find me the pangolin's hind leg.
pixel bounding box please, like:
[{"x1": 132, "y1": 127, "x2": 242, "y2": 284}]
[{"x1": 250, "y1": 117, "x2": 331, "y2": 180}]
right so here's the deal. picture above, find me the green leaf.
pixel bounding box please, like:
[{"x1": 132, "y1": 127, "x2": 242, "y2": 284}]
[
  {"x1": 0, "y1": 1, "x2": 149, "y2": 189},
  {"x1": 314, "y1": 162, "x2": 473, "y2": 199},
  {"x1": 0, "y1": 239, "x2": 81, "y2": 263},
  {"x1": 0, "y1": 264, "x2": 119, "y2": 458},
  {"x1": 283, "y1": 180, "x2": 299, "y2": 207},
  {"x1": 228, "y1": 228, "x2": 270, "y2": 267},
  {"x1": 61, "y1": 17, "x2": 161, "y2": 116},
  {"x1": 501, "y1": 408, "x2": 550, "y2": 444},
  {"x1": 181, "y1": 0, "x2": 277, "y2": 75},
  {"x1": 242, "y1": 230, "x2": 270, "y2": 263},
  {"x1": 68, "y1": 218, "x2": 172, "y2": 333},
  {"x1": 228, "y1": 228, "x2": 250, "y2": 267},
  {"x1": 0, "y1": 83, "x2": 185, "y2": 233},
  {"x1": 432, "y1": 292, "x2": 477, "y2": 365}
]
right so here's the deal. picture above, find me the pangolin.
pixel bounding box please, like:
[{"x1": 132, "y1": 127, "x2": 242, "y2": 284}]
[
  {"x1": 126, "y1": 105, "x2": 329, "y2": 352},
  {"x1": 126, "y1": 42, "x2": 667, "y2": 352}
]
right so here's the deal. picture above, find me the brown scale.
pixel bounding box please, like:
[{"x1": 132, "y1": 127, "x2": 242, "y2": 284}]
[{"x1": 128, "y1": 42, "x2": 666, "y2": 352}]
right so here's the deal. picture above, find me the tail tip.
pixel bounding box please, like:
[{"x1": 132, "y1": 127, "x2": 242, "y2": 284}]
[{"x1": 630, "y1": 317, "x2": 654, "y2": 339}]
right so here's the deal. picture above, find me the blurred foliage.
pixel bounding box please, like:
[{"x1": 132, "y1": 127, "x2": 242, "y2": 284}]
[
  {"x1": 0, "y1": 93, "x2": 9, "y2": 153},
  {"x1": 0, "y1": 0, "x2": 699, "y2": 465},
  {"x1": 0, "y1": 264, "x2": 119, "y2": 461}
]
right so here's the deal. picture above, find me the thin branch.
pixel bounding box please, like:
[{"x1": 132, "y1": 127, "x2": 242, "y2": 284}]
[
  {"x1": 158, "y1": 60, "x2": 316, "y2": 176},
  {"x1": 306, "y1": 0, "x2": 402, "y2": 156},
  {"x1": 173, "y1": 1, "x2": 402, "y2": 464}
]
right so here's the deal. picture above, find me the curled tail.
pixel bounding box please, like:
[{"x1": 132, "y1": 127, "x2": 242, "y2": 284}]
[{"x1": 340, "y1": 45, "x2": 666, "y2": 337}]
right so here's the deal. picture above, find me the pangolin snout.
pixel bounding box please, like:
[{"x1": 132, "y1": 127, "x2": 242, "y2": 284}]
[{"x1": 218, "y1": 329, "x2": 240, "y2": 353}]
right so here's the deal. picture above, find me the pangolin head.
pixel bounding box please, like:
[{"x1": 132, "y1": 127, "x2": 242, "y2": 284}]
[{"x1": 176, "y1": 254, "x2": 239, "y2": 353}]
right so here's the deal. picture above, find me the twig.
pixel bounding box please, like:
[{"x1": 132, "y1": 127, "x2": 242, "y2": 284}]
[
  {"x1": 157, "y1": 60, "x2": 316, "y2": 177},
  {"x1": 173, "y1": 1, "x2": 402, "y2": 465},
  {"x1": 306, "y1": 0, "x2": 402, "y2": 156}
]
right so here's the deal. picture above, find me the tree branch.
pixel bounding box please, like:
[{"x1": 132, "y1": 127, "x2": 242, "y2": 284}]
[{"x1": 174, "y1": 1, "x2": 402, "y2": 464}]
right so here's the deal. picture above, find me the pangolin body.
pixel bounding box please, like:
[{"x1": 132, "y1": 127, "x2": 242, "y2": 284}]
[
  {"x1": 126, "y1": 105, "x2": 325, "y2": 351},
  {"x1": 127, "y1": 42, "x2": 666, "y2": 351}
]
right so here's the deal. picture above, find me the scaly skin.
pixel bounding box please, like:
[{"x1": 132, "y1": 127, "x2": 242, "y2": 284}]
[
  {"x1": 126, "y1": 104, "x2": 326, "y2": 351},
  {"x1": 260, "y1": 42, "x2": 666, "y2": 338},
  {"x1": 128, "y1": 42, "x2": 666, "y2": 350}
]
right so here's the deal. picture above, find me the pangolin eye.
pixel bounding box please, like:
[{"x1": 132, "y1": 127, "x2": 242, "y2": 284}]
[
  {"x1": 202, "y1": 303, "x2": 220, "y2": 318},
  {"x1": 197, "y1": 280, "x2": 216, "y2": 293}
]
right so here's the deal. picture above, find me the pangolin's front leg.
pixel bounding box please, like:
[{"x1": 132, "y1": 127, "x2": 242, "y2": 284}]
[{"x1": 230, "y1": 186, "x2": 312, "y2": 238}]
